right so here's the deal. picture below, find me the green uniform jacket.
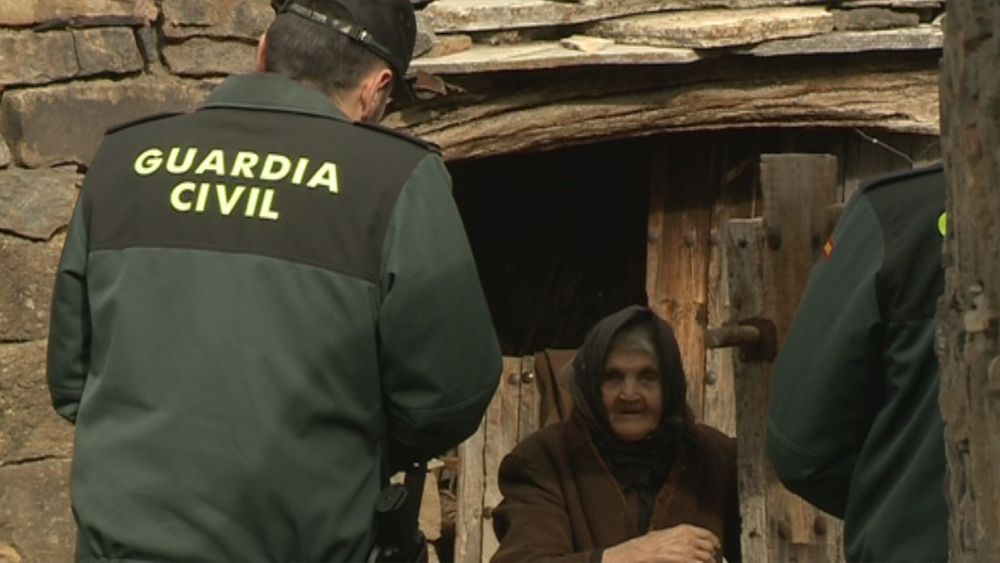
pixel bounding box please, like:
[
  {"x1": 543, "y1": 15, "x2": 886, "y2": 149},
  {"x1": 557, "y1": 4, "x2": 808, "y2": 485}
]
[
  {"x1": 766, "y1": 164, "x2": 947, "y2": 562},
  {"x1": 46, "y1": 73, "x2": 502, "y2": 562}
]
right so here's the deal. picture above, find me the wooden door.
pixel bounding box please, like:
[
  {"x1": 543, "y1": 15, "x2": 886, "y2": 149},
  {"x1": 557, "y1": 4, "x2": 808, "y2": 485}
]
[{"x1": 454, "y1": 355, "x2": 539, "y2": 563}]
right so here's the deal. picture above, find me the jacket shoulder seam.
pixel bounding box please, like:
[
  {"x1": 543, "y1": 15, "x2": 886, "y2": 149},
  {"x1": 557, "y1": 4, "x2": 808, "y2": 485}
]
[{"x1": 105, "y1": 112, "x2": 184, "y2": 135}]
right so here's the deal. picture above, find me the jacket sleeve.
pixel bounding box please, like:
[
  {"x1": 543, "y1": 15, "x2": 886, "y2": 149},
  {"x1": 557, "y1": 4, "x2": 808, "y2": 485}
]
[
  {"x1": 765, "y1": 191, "x2": 886, "y2": 517},
  {"x1": 378, "y1": 153, "x2": 502, "y2": 471},
  {"x1": 491, "y1": 444, "x2": 596, "y2": 563},
  {"x1": 46, "y1": 190, "x2": 92, "y2": 423}
]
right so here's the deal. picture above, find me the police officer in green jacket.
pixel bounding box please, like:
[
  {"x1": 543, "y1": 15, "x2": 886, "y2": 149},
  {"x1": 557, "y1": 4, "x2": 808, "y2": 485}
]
[
  {"x1": 766, "y1": 164, "x2": 947, "y2": 562},
  {"x1": 46, "y1": 1, "x2": 502, "y2": 561}
]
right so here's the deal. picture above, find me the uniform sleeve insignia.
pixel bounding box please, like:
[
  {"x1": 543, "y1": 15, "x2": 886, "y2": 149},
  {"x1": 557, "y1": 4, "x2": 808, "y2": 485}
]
[{"x1": 823, "y1": 237, "x2": 835, "y2": 259}]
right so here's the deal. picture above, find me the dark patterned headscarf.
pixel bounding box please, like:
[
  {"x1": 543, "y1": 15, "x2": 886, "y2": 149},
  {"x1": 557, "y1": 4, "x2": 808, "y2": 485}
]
[{"x1": 570, "y1": 306, "x2": 695, "y2": 495}]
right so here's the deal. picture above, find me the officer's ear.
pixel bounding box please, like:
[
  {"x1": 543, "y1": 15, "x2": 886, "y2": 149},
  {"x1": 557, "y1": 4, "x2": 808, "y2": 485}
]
[
  {"x1": 256, "y1": 33, "x2": 268, "y2": 73},
  {"x1": 358, "y1": 66, "x2": 393, "y2": 121}
]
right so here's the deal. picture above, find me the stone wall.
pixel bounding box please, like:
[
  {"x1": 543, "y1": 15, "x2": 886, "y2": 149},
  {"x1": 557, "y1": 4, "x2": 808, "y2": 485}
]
[{"x1": 0, "y1": 2, "x2": 272, "y2": 561}]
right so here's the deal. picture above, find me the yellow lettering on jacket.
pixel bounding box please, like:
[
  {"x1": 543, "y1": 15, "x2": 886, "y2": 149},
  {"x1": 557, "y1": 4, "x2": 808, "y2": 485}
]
[
  {"x1": 135, "y1": 147, "x2": 344, "y2": 223},
  {"x1": 260, "y1": 154, "x2": 292, "y2": 181},
  {"x1": 217, "y1": 185, "x2": 246, "y2": 216},
  {"x1": 168, "y1": 181, "x2": 281, "y2": 221},
  {"x1": 231, "y1": 152, "x2": 260, "y2": 179},
  {"x1": 307, "y1": 162, "x2": 339, "y2": 194},
  {"x1": 135, "y1": 148, "x2": 163, "y2": 175},
  {"x1": 259, "y1": 189, "x2": 280, "y2": 221},
  {"x1": 195, "y1": 150, "x2": 227, "y2": 176},
  {"x1": 167, "y1": 147, "x2": 198, "y2": 174},
  {"x1": 170, "y1": 181, "x2": 197, "y2": 212}
]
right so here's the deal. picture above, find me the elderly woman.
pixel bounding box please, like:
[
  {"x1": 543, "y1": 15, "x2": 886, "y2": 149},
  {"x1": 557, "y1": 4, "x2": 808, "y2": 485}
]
[{"x1": 491, "y1": 306, "x2": 740, "y2": 563}]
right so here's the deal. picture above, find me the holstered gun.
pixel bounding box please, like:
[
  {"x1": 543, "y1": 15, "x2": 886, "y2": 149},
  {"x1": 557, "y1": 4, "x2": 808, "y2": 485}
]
[{"x1": 368, "y1": 462, "x2": 429, "y2": 563}]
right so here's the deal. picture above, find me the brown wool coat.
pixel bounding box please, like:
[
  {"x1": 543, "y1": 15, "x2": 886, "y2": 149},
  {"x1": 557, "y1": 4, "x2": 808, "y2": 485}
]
[{"x1": 491, "y1": 415, "x2": 741, "y2": 563}]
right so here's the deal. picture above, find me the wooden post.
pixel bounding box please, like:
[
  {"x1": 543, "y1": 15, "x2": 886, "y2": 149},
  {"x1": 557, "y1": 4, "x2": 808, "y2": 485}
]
[
  {"x1": 726, "y1": 154, "x2": 844, "y2": 562},
  {"x1": 647, "y1": 135, "x2": 721, "y2": 420},
  {"x1": 456, "y1": 355, "x2": 543, "y2": 563},
  {"x1": 704, "y1": 146, "x2": 757, "y2": 438},
  {"x1": 455, "y1": 413, "x2": 486, "y2": 563},
  {"x1": 726, "y1": 219, "x2": 769, "y2": 562},
  {"x1": 517, "y1": 355, "x2": 540, "y2": 441},
  {"x1": 939, "y1": 3, "x2": 1000, "y2": 559},
  {"x1": 480, "y1": 357, "x2": 523, "y2": 561}
]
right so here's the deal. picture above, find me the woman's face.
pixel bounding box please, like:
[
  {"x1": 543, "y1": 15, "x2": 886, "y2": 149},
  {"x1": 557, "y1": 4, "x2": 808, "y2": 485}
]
[{"x1": 600, "y1": 344, "x2": 663, "y2": 442}]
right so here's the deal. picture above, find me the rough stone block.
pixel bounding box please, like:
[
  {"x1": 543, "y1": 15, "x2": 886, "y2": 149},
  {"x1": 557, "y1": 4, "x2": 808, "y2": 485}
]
[
  {"x1": 423, "y1": 0, "x2": 829, "y2": 33},
  {"x1": 162, "y1": 38, "x2": 257, "y2": 77},
  {"x1": 594, "y1": 7, "x2": 834, "y2": 49},
  {"x1": 559, "y1": 34, "x2": 614, "y2": 53},
  {"x1": 0, "y1": 340, "x2": 74, "y2": 463},
  {"x1": 0, "y1": 28, "x2": 143, "y2": 88},
  {"x1": 0, "y1": 78, "x2": 214, "y2": 168},
  {"x1": 833, "y1": 7, "x2": 921, "y2": 31},
  {"x1": 841, "y1": 0, "x2": 942, "y2": 7},
  {"x1": 415, "y1": 13, "x2": 438, "y2": 58},
  {"x1": 0, "y1": 0, "x2": 158, "y2": 27},
  {"x1": 743, "y1": 26, "x2": 943, "y2": 56},
  {"x1": 0, "y1": 168, "x2": 80, "y2": 241},
  {"x1": 135, "y1": 25, "x2": 167, "y2": 74},
  {"x1": 0, "y1": 136, "x2": 10, "y2": 169},
  {"x1": 425, "y1": 35, "x2": 474, "y2": 58},
  {"x1": 73, "y1": 28, "x2": 145, "y2": 76},
  {"x1": 162, "y1": 0, "x2": 274, "y2": 41},
  {"x1": 0, "y1": 234, "x2": 64, "y2": 342},
  {"x1": 0, "y1": 31, "x2": 78, "y2": 87},
  {"x1": 0, "y1": 543, "x2": 22, "y2": 563},
  {"x1": 0, "y1": 459, "x2": 74, "y2": 563}
]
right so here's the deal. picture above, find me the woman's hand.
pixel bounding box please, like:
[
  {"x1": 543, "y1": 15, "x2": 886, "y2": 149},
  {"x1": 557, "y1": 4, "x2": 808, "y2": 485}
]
[{"x1": 601, "y1": 524, "x2": 722, "y2": 563}]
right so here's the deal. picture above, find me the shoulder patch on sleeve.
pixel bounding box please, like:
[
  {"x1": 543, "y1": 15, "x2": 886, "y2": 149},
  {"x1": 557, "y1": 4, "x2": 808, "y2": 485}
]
[
  {"x1": 353, "y1": 121, "x2": 441, "y2": 154},
  {"x1": 861, "y1": 162, "x2": 944, "y2": 194},
  {"x1": 105, "y1": 112, "x2": 184, "y2": 135}
]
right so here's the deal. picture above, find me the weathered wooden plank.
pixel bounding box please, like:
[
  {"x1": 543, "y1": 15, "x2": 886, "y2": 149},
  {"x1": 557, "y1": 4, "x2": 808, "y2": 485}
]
[
  {"x1": 517, "y1": 355, "x2": 540, "y2": 441},
  {"x1": 454, "y1": 401, "x2": 488, "y2": 563},
  {"x1": 704, "y1": 140, "x2": 757, "y2": 436},
  {"x1": 742, "y1": 26, "x2": 942, "y2": 57},
  {"x1": 387, "y1": 60, "x2": 940, "y2": 161},
  {"x1": 421, "y1": 0, "x2": 830, "y2": 33},
  {"x1": 646, "y1": 143, "x2": 667, "y2": 351},
  {"x1": 726, "y1": 218, "x2": 768, "y2": 563},
  {"x1": 759, "y1": 154, "x2": 842, "y2": 562},
  {"x1": 420, "y1": 465, "x2": 443, "y2": 543},
  {"x1": 704, "y1": 233, "x2": 736, "y2": 434},
  {"x1": 593, "y1": 7, "x2": 833, "y2": 49},
  {"x1": 481, "y1": 357, "x2": 523, "y2": 562},
  {"x1": 646, "y1": 137, "x2": 719, "y2": 419},
  {"x1": 411, "y1": 41, "x2": 698, "y2": 74}
]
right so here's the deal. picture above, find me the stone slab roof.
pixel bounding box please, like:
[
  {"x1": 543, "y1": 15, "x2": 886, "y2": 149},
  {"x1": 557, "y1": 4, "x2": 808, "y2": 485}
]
[{"x1": 410, "y1": 0, "x2": 944, "y2": 75}]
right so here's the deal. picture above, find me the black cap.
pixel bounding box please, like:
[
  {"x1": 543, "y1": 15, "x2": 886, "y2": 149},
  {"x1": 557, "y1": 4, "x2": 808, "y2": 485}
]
[{"x1": 275, "y1": 0, "x2": 417, "y2": 101}]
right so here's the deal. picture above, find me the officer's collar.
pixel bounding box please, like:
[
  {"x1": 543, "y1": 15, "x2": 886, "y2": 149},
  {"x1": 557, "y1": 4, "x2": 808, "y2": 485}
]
[{"x1": 200, "y1": 73, "x2": 351, "y2": 122}]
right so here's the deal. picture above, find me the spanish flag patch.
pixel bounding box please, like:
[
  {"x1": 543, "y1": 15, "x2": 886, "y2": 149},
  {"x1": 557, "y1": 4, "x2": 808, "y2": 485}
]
[{"x1": 823, "y1": 237, "x2": 835, "y2": 259}]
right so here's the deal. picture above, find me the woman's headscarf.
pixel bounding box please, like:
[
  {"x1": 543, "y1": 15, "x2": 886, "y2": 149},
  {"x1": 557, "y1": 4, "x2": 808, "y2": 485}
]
[{"x1": 570, "y1": 306, "x2": 695, "y2": 489}]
